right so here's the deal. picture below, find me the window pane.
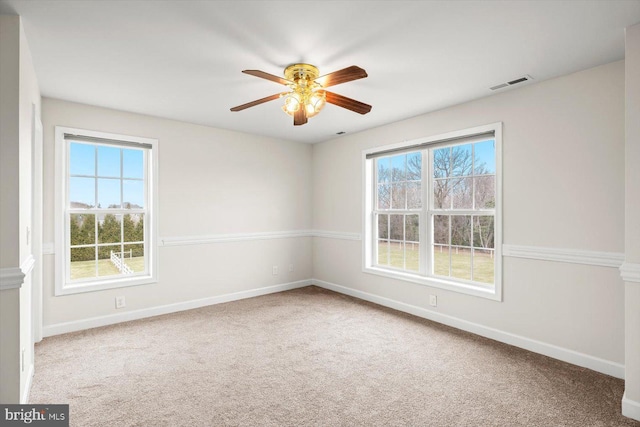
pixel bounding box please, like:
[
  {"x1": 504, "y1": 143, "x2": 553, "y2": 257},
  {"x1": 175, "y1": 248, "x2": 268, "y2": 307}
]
[
  {"x1": 390, "y1": 214, "x2": 404, "y2": 240},
  {"x1": 473, "y1": 216, "x2": 494, "y2": 249},
  {"x1": 378, "y1": 214, "x2": 389, "y2": 240},
  {"x1": 389, "y1": 241, "x2": 404, "y2": 269},
  {"x1": 69, "y1": 143, "x2": 95, "y2": 176},
  {"x1": 452, "y1": 177, "x2": 473, "y2": 209},
  {"x1": 123, "y1": 180, "x2": 144, "y2": 209},
  {"x1": 97, "y1": 145, "x2": 120, "y2": 177},
  {"x1": 98, "y1": 214, "x2": 122, "y2": 244},
  {"x1": 433, "y1": 147, "x2": 450, "y2": 178},
  {"x1": 433, "y1": 179, "x2": 451, "y2": 209},
  {"x1": 406, "y1": 241, "x2": 419, "y2": 272},
  {"x1": 474, "y1": 140, "x2": 495, "y2": 175},
  {"x1": 451, "y1": 247, "x2": 472, "y2": 281},
  {"x1": 407, "y1": 182, "x2": 421, "y2": 209},
  {"x1": 391, "y1": 182, "x2": 406, "y2": 209},
  {"x1": 407, "y1": 152, "x2": 421, "y2": 180},
  {"x1": 473, "y1": 249, "x2": 494, "y2": 284},
  {"x1": 404, "y1": 215, "x2": 420, "y2": 271},
  {"x1": 70, "y1": 213, "x2": 95, "y2": 245},
  {"x1": 69, "y1": 177, "x2": 95, "y2": 208},
  {"x1": 377, "y1": 184, "x2": 391, "y2": 209},
  {"x1": 98, "y1": 245, "x2": 123, "y2": 277},
  {"x1": 369, "y1": 133, "x2": 498, "y2": 288},
  {"x1": 451, "y1": 215, "x2": 471, "y2": 246},
  {"x1": 377, "y1": 158, "x2": 391, "y2": 183},
  {"x1": 474, "y1": 176, "x2": 495, "y2": 209},
  {"x1": 70, "y1": 246, "x2": 96, "y2": 280},
  {"x1": 123, "y1": 213, "x2": 144, "y2": 243},
  {"x1": 378, "y1": 240, "x2": 390, "y2": 266},
  {"x1": 405, "y1": 215, "x2": 419, "y2": 242},
  {"x1": 433, "y1": 244, "x2": 450, "y2": 276},
  {"x1": 391, "y1": 154, "x2": 406, "y2": 181},
  {"x1": 124, "y1": 243, "x2": 144, "y2": 273},
  {"x1": 451, "y1": 144, "x2": 473, "y2": 176},
  {"x1": 123, "y1": 149, "x2": 144, "y2": 179},
  {"x1": 98, "y1": 178, "x2": 120, "y2": 209},
  {"x1": 434, "y1": 215, "x2": 450, "y2": 245}
]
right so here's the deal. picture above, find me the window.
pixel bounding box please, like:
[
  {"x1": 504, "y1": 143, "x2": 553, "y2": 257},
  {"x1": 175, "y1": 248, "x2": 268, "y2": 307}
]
[
  {"x1": 363, "y1": 123, "x2": 502, "y2": 300},
  {"x1": 55, "y1": 127, "x2": 158, "y2": 295}
]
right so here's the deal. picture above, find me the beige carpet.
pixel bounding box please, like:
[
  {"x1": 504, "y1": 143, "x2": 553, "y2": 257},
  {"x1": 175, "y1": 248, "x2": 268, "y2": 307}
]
[{"x1": 30, "y1": 286, "x2": 637, "y2": 426}]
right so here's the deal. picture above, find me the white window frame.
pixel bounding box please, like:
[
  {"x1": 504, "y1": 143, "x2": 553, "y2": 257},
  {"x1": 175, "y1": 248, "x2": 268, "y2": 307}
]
[
  {"x1": 54, "y1": 126, "x2": 159, "y2": 295},
  {"x1": 362, "y1": 123, "x2": 502, "y2": 301}
]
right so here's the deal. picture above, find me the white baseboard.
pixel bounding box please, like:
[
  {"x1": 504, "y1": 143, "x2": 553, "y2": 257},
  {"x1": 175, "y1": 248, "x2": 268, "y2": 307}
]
[
  {"x1": 41, "y1": 277, "x2": 626, "y2": 381},
  {"x1": 622, "y1": 392, "x2": 640, "y2": 421},
  {"x1": 311, "y1": 278, "x2": 625, "y2": 379},
  {"x1": 43, "y1": 279, "x2": 312, "y2": 337},
  {"x1": 21, "y1": 363, "x2": 34, "y2": 404}
]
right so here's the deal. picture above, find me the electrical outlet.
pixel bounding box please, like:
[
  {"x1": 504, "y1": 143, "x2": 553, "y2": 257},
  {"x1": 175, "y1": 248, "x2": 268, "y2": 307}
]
[
  {"x1": 115, "y1": 296, "x2": 126, "y2": 309},
  {"x1": 429, "y1": 295, "x2": 437, "y2": 307},
  {"x1": 289, "y1": 264, "x2": 294, "y2": 272},
  {"x1": 272, "y1": 266, "x2": 278, "y2": 275}
]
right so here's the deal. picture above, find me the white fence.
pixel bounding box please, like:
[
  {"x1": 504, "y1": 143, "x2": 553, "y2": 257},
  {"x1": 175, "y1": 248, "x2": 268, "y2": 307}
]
[
  {"x1": 433, "y1": 244, "x2": 494, "y2": 258},
  {"x1": 110, "y1": 250, "x2": 134, "y2": 274}
]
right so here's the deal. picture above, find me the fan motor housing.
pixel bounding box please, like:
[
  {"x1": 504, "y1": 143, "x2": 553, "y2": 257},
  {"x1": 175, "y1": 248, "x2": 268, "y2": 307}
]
[{"x1": 284, "y1": 63, "x2": 320, "y2": 83}]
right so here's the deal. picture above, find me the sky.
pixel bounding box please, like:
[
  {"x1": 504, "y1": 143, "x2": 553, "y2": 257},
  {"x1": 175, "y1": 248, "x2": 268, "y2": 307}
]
[
  {"x1": 472, "y1": 140, "x2": 496, "y2": 174},
  {"x1": 69, "y1": 142, "x2": 145, "y2": 208},
  {"x1": 378, "y1": 139, "x2": 496, "y2": 179}
]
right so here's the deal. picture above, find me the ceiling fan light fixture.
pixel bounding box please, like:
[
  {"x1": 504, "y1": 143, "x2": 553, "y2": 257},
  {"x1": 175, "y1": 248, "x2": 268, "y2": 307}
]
[
  {"x1": 282, "y1": 92, "x2": 301, "y2": 114},
  {"x1": 280, "y1": 64, "x2": 327, "y2": 119},
  {"x1": 231, "y1": 63, "x2": 371, "y2": 126},
  {"x1": 305, "y1": 90, "x2": 326, "y2": 117}
]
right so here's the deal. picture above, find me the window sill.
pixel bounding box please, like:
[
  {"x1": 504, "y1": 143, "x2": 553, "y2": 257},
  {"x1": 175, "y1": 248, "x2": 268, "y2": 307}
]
[
  {"x1": 55, "y1": 275, "x2": 156, "y2": 296},
  {"x1": 363, "y1": 266, "x2": 501, "y2": 301}
]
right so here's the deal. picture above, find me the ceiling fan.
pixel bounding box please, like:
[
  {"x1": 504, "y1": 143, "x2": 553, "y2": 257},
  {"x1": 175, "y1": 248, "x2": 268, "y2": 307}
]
[{"x1": 230, "y1": 63, "x2": 372, "y2": 126}]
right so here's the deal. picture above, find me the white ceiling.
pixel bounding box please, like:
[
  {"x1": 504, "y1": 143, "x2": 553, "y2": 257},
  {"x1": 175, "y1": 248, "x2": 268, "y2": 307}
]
[{"x1": 1, "y1": 1, "x2": 639, "y2": 144}]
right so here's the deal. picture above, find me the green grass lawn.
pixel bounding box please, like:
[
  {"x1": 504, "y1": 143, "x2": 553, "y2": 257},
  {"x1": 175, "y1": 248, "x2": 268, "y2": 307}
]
[
  {"x1": 70, "y1": 256, "x2": 145, "y2": 280},
  {"x1": 378, "y1": 242, "x2": 494, "y2": 284}
]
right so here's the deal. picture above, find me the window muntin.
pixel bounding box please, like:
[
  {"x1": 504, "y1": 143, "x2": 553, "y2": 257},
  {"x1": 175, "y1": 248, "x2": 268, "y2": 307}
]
[
  {"x1": 56, "y1": 127, "x2": 157, "y2": 295},
  {"x1": 374, "y1": 152, "x2": 422, "y2": 272},
  {"x1": 429, "y1": 140, "x2": 496, "y2": 285},
  {"x1": 365, "y1": 124, "x2": 501, "y2": 299}
]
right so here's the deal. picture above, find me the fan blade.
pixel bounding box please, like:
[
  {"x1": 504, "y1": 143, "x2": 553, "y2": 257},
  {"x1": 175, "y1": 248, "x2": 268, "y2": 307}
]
[
  {"x1": 230, "y1": 93, "x2": 282, "y2": 112},
  {"x1": 315, "y1": 65, "x2": 368, "y2": 88},
  {"x1": 325, "y1": 91, "x2": 372, "y2": 115},
  {"x1": 294, "y1": 108, "x2": 308, "y2": 126},
  {"x1": 242, "y1": 70, "x2": 292, "y2": 86}
]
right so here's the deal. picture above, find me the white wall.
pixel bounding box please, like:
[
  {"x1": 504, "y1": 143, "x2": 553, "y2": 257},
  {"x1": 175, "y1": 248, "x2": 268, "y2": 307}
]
[
  {"x1": 312, "y1": 61, "x2": 626, "y2": 371},
  {"x1": 0, "y1": 15, "x2": 20, "y2": 270},
  {"x1": 623, "y1": 22, "x2": 640, "y2": 421},
  {"x1": 41, "y1": 99, "x2": 313, "y2": 329},
  {"x1": 0, "y1": 14, "x2": 41, "y2": 403}
]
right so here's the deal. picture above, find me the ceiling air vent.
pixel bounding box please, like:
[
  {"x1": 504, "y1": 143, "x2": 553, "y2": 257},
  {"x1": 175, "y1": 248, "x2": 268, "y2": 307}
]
[{"x1": 490, "y1": 75, "x2": 533, "y2": 91}]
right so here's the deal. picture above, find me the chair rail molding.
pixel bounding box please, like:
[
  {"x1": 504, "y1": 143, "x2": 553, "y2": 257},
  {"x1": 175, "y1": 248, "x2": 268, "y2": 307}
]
[
  {"x1": 0, "y1": 267, "x2": 25, "y2": 290},
  {"x1": 157, "y1": 229, "x2": 363, "y2": 247},
  {"x1": 42, "y1": 242, "x2": 55, "y2": 255},
  {"x1": 160, "y1": 230, "x2": 313, "y2": 246},
  {"x1": 0, "y1": 254, "x2": 35, "y2": 290},
  {"x1": 502, "y1": 244, "x2": 624, "y2": 268},
  {"x1": 620, "y1": 262, "x2": 640, "y2": 283},
  {"x1": 311, "y1": 230, "x2": 362, "y2": 241}
]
